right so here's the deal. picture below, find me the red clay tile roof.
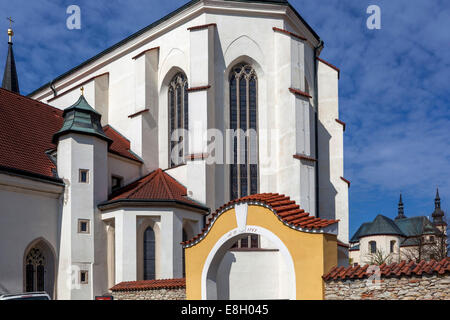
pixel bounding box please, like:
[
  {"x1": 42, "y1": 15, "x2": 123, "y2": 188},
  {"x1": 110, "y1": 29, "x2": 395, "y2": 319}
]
[
  {"x1": 110, "y1": 278, "x2": 186, "y2": 292},
  {"x1": 323, "y1": 258, "x2": 450, "y2": 281},
  {"x1": 0, "y1": 88, "x2": 141, "y2": 181},
  {"x1": 0, "y1": 87, "x2": 63, "y2": 179},
  {"x1": 104, "y1": 168, "x2": 207, "y2": 210},
  {"x1": 103, "y1": 125, "x2": 142, "y2": 163},
  {"x1": 182, "y1": 193, "x2": 339, "y2": 247}
]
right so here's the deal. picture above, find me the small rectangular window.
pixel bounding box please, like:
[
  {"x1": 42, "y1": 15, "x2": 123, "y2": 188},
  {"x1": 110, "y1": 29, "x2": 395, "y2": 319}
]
[
  {"x1": 79, "y1": 169, "x2": 89, "y2": 183},
  {"x1": 111, "y1": 176, "x2": 123, "y2": 193},
  {"x1": 80, "y1": 270, "x2": 89, "y2": 284},
  {"x1": 78, "y1": 219, "x2": 90, "y2": 234}
]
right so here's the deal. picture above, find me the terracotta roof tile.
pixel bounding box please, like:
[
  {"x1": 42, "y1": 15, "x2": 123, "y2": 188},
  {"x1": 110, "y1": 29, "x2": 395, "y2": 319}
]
[
  {"x1": 0, "y1": 88, "x2": 142, "y2": 179},
  {"x1": 110, "y1": 278, "x2": 186, "y2": 292},
  {"x1": 323, "y1": 258, "x2": 450, "y2": 281},
  {"x1": 182, "y1": 193, "x2": 339, "y2": 247},
  {"x1": 103, "y1": 125, "x2": 143, "y2": 163},
  {"x1": 0, "y1": 88, "x2": 63, "y2": 179},
  {"x1": 105, "y1": 168, "x2": 207, "y2": 210}
]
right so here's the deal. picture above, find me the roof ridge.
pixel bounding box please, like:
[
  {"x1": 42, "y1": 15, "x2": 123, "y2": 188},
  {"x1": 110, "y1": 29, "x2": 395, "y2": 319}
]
[{"x1": 158, "y1": 169, "x2": 174, "y2": 199}]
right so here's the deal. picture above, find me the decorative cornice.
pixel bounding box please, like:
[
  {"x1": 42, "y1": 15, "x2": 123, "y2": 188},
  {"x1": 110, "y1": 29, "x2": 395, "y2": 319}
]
[
  {"x1": 131, "y1": 46, "x2": 160, "y2": 60},
  {"x1": 128, "y1": 109, "x2": 150, "y2": 119},
  {"x1": 47, "y1": 72, "x2": 109, "y2": 103},
  {"x1": 187, "y1": 85, "x2": 211, "y2": 92},
  {"x1": 293, "y1": 154, "x2": 317, "y2": 162},
  {"x1": 341, "y1": 177, "x2": 351, "y2": 188},
  {"x1": 289, "y1": 87, "x2": 312, "y2": 99},
  {"x1": 187, "y1": 23, "x2": 216, "y2": 31},
  {"x1": 273, "y1": 27, "x2": 307, "y2": 41},
  {"x1": 335, "y1": 119, "x2": 346, "y2": 132}
]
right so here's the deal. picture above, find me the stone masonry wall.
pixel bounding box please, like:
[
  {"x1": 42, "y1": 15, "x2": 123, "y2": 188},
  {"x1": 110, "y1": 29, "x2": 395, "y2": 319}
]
[
  {"x1": 111, "y1": 288, "x2": 186, "y2": 300},
  {"x1": 325, "y1": 274, "x2": 450, "y2": 300}
]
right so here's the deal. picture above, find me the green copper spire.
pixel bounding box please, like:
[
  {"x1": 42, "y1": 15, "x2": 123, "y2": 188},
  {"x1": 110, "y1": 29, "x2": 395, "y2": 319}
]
[{"x1": 52, "y1": 94, "x2": 112, "y2": 145}]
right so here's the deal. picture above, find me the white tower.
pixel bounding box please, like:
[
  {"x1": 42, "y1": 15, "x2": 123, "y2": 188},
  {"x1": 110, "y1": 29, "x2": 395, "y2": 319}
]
[{"x1": 53, "y1": 93, "x2": 110, "y2": 299}]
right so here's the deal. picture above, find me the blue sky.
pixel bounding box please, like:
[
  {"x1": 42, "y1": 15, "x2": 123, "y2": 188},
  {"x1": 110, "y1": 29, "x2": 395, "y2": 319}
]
[{"x1": 1, "y1": 0, "x2": 449, "y2": 237}]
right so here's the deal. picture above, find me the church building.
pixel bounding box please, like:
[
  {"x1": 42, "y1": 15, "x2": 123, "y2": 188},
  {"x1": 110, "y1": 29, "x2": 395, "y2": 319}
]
[
  {"x1": 349, "y1": 192, "x2": 447, "y2": 265},
  {"x1": 0, "y1": 0, "x2": 348, "y2": 299}
]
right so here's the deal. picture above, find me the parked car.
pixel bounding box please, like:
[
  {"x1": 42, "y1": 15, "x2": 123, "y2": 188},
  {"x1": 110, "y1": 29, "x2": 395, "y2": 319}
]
[{"x1": 0, "y1": 292, "x2": 51, "y2": 300}]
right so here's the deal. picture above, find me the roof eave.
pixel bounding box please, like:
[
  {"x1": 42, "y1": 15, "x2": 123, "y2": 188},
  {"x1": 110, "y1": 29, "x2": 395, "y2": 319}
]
[{"x1": 98, "y1": 198, "x2": 210, "y2": 213}]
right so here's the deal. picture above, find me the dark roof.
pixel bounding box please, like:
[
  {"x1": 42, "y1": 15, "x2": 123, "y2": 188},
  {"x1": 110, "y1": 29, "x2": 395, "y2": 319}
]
[
  {"x1": 52, "y1": 95, "x2": 112, "y2": 145},
  {"x1": 2, "y1": 42, "x2": 19, "y2": 93},
  {"x1": 99, "y1": 168, "x2": 208, "y2": 211},
  {"x1": 323, "y1": 258, "x2": 450, "y2": 281},
  {"x1": 110, "y1": 278, "x2": 186, "y2": 292},
  {"x1": 28, "y1": 0, "x2": 320, "y2": 97},
  {"x1": 395, "y1": 216, "x2": 440, "y2": 237},
  {"x1": 350, "y1": 222, "x2": 371, "y2": 243},
  {"x1": 350, "y1": 214, "x2": 443, "y2": 243},
  {"x1": 0, "y1": 88, "x2": 142, "y2": 182},
  {"x1": 182, "y1": 193, "x2": 339, "y2": 247}
]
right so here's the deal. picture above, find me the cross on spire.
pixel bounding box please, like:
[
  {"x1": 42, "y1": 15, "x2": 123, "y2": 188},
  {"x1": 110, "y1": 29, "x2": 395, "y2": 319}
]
[{"x1": 7, "y1": 17, "x2": 14, "y2": 28}]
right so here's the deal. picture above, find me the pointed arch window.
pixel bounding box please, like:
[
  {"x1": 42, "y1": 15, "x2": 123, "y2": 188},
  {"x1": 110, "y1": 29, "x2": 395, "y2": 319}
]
[
  {"x1": 143, "y1": 227, "x2": 156, "y2": 280},
  {"x1": 25, "y1": 247, "x2": 46, "y2": 292},
  {"x1": 168, "y1": 73, "x2": 189, "y2": 168},
  {"x1": 229, "y1": 64, "x2": 258, "y2": 200}
]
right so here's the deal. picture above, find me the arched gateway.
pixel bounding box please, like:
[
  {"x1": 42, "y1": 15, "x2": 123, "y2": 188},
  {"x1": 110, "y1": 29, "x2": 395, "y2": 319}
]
[{"x1": 182, "y1": 193, "x2": 340, "y2": 300}]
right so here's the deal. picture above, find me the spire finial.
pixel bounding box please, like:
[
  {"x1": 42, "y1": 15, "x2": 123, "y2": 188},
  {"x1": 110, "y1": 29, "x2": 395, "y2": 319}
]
[
  {"x1": 80, "y1": 86, "x2": 84, "y2": 96},
  {"x1": 396, "y1": 193, "x2": 406, "y2": 219},
  {"x1": 6, "y1": 17, "x2": 14, "y2": 43},
  {"x1": 435, "y1": 188, "x2": 441, "y2": 209}
]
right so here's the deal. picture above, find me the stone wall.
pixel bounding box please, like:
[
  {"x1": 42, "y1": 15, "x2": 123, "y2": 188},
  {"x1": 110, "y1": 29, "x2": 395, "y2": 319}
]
[
  {"x1": 325, "y1": 274, "x2": 450, "y2": 300},
  {"x1": 111, "y1": 288, "x2": 186, "y2": 300}
]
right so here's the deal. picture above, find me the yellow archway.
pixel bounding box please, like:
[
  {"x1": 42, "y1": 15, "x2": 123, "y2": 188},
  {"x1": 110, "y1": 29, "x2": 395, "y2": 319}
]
[{"x1": 183, "y1": 193, "x2": 339, "y2": 300}]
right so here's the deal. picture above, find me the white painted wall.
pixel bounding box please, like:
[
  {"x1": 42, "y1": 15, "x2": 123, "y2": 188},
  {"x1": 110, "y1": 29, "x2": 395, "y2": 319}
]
[
  {"x1": 0, "y1": 173, "x2": 62, "y2": 297},
  {"x1": 318, "y1": 60, "x2": 348, "y2": 244},
  {"x1": 30, "y1": 1, "x2": 335, "y2": 220},
  {"x1": 358, "y1": 235, "x2": 402, "y2": 265},
  {"x1": 216, "y1": 237, "x2": 289, "y2": 300},
  {"x1": 56, "y1": 133, "x2": 109, "y2": 300},
  {"x1": 101, "y1": 206, "x2": 204, "y2": 284}
]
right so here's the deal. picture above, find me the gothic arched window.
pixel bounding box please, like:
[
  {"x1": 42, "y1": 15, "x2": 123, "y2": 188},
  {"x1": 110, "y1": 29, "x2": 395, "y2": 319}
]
[
  {"x1": 168, "y1": 73, "x2": 189, "y2": 168},
  {"x1": 229, "y1": 64, "x2": 258, "y2": 200},
  {"x1": 143, "y1": 227, "x2": 156, "y2": 280},
  {"x1": 25, "y1": 247, "x2": 46, "y2": 292}
]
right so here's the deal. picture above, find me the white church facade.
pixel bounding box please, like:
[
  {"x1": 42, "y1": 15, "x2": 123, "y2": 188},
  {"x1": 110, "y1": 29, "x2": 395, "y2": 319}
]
[{"x1": 0, "y1": 0, "x2": 348, "y2": 300}]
